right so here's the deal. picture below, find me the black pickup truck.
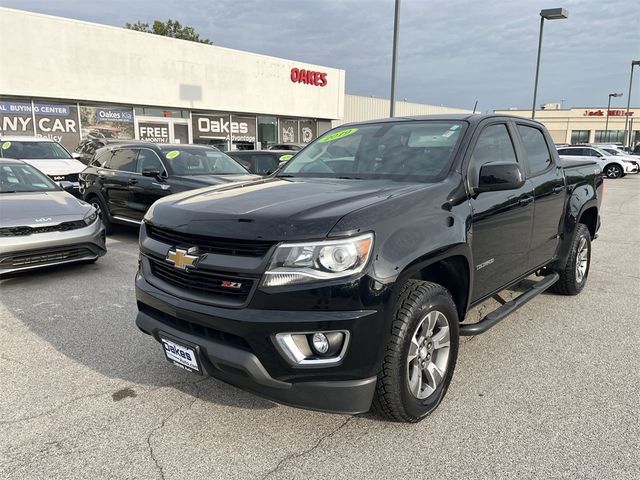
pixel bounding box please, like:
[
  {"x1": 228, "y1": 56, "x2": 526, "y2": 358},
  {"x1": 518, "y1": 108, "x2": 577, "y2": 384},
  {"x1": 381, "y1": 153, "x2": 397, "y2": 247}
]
[{"x1": 135, "y1": 114, "x2": 602, "y2": 422}]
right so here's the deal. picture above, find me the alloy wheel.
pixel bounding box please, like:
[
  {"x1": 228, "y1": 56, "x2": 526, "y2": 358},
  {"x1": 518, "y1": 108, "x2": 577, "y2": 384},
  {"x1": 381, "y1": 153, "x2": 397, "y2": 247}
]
[
  {"x1": 406, "y1": 310, "x2": 451, "y2": 400},
  {"x1": 575, "y1": 237, "x2": 589, "y2": 284}
]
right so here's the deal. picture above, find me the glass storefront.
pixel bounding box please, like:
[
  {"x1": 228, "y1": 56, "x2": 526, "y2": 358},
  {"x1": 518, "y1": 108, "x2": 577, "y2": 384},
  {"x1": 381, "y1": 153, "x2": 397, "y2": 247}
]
[
  {"x1": 594, "y1": 130, "x2": 624, "y2": 143},
  {"x1": 2, "y1": 96, "x2": 327, "y2": 153},
  {"x1": 570, "y1": 130, "x2": 590, "y2": 144}
]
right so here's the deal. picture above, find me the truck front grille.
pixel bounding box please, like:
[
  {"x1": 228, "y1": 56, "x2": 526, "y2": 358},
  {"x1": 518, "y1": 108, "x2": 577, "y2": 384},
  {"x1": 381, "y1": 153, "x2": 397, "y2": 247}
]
[
  {"x1": 148, "y1": 256, "x2": 256, "y2": 303},
  {"x1": 146, "y1": 224, "x2": 274, "y2": 257}
]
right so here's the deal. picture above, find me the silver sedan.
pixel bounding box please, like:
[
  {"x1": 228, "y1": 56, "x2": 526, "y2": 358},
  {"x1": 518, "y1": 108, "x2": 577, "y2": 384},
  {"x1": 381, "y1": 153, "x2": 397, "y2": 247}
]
[{"x1": 0, "y1": 159, "x2": 106, "y2": 276}]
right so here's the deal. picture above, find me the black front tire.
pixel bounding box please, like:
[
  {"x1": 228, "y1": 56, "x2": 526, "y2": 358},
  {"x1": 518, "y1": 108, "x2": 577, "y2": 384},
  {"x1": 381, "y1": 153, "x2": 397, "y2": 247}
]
[
  {"x1": 89, "y1": 196, "x2": 114, "y2": 235},
  {"x1": 372, "y1": 280, "x2": 459, "y2": 422},
  {"x1": 551, "y1": 223, "x2": 591, "y2": 295}
]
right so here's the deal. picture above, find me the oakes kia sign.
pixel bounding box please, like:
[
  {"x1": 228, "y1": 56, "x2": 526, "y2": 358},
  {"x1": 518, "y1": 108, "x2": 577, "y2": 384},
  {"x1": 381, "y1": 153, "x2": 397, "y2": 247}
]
[{"x1": 290, "y1": 68, "x2": 327, "y2": 87}]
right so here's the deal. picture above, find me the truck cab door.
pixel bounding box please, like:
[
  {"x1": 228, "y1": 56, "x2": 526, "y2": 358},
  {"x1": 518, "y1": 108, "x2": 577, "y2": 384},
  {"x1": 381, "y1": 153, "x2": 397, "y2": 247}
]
[
  {"x1": 468, "y1": 122, "x2": 535, "y2": 302},
  {"x1": 515, "y1": 124, "x2": 566, "y2": 270}
]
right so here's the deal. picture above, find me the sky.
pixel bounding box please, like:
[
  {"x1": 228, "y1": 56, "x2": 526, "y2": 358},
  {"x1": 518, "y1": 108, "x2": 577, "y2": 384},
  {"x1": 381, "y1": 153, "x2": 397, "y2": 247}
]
[{"x1": 1, "y1": 0, "x2": 638, "y2": 112}]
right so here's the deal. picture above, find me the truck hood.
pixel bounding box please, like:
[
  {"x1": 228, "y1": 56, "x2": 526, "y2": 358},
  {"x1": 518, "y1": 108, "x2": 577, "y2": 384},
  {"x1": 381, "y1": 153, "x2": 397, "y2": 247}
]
[
  {"x1": 171, "y1": 173, "x2": 260, "y2": 187},
  {"x1": 0, "y1": 191, "x2": 92, "y2": 227},
  {"x1": 20, "y1": 158, "x2": 86, "y2": 176},
  {"x1": 147, "y1": 177, "x2": 425, "y2": 241}
]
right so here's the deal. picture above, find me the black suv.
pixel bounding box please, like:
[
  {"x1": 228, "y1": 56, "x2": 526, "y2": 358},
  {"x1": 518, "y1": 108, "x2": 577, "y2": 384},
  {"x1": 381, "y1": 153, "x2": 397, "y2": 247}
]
[
  {"x1": 227, "y1": 150, "x2": 294, "y2": 174},
  {"x1": 80, "y1": 143, "x2": 257, "y2": 233}
]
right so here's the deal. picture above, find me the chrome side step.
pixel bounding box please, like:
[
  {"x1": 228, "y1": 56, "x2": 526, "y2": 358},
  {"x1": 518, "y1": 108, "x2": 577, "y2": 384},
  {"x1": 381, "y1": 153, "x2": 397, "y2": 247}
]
[{"x1": 460, "y1": 273, "x2": 560, "y2": 336}]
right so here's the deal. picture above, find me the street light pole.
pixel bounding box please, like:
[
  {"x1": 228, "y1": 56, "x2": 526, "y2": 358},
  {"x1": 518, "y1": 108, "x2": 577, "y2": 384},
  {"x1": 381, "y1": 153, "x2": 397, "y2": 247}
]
[
  {"x1": 605, "y1": 92, "x2": 623, "y2": 142},
  {"x1": 623, "y1": 61, "x2": 640, "y2": 148},
  {"x1": 389, "y1": 0, "x2": 401, "y2": 117},
  {"x1": 531, "y1": 8, "x2": 568, "y2": 119}
]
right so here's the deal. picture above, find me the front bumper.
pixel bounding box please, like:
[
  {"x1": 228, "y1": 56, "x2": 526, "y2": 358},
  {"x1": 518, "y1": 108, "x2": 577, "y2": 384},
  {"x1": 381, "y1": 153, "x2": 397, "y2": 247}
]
[
  {"x1": 623, "y1": 162, "x2": 639, "y2": 174},
  {"x1": 0, "y1": 220, "x2": 106, "y2": 275},
  {"x1": 135, "y1": 273, "x2": 383, "y2": 414}
]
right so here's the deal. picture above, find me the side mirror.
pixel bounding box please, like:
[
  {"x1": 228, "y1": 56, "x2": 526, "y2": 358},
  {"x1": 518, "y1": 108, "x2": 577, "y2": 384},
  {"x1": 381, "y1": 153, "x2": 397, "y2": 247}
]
[
  {"x1": 58, "y1": 180, "x2": 76, "y2": 193},
  {"x1": 71, "y1": 152, "x2": 82, "y2": 160},
  {"x1": 142, "y1": 167, "x2": 162, "y2": 179},
  {"x1": 476, "y1": 162, "x2": 525, "y2": 193}
]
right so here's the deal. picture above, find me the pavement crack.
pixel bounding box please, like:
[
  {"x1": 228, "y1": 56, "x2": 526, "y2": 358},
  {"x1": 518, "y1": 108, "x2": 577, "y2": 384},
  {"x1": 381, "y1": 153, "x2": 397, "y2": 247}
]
[
  {"x1": 146, "y1": 379, "x2": 207, "y2": 480},
  {"x1": 0, "y1": 390, "x2": 112, "y2": 425},
  {"x1": 260, "y1": 416, "x2": 353, "y2": 480}
]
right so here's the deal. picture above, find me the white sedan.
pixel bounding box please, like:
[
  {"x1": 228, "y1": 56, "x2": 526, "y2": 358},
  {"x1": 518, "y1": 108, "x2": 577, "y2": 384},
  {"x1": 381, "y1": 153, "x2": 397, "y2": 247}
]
[{"x1": 557, "y1": 146, "x2": 639, "y2": 179}]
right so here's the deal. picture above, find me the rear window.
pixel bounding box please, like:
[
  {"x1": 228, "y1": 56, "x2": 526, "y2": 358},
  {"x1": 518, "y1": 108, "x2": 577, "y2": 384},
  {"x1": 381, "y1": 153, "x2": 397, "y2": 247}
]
[{"x1": 159, "y1": 146, "x2": 248, "y2": 175}]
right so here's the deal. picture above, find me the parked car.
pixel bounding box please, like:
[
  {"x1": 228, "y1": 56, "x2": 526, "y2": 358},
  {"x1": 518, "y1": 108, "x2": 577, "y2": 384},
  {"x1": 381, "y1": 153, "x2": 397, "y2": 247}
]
[
  {"x1": 80, "y1": 142, "x2": 259, "y2": 233},
  {"x1": 0, "y1": 136, "x2": 86, "y2": 195},
  {"x1": 73, "y1": 136, "x2": 136, "y2": 165},
  {"x1": 557, "y1": 145, "x2": 638, "y2": 178},
  {"x1": 267, "y1": 143, "x2": 304, "y2": 151},
  {"x1": 135, "y1": 114, "x2": 602, "y2": 422},
  {"x1": 227, "y1": 150, "x2": 294, "y2": 174},
  {"x1": 0, "y1": 159, "x2": 106, "y2": 276},
  {"x1": 598, "y1": 147, "x2": 640, "y2": 172}
]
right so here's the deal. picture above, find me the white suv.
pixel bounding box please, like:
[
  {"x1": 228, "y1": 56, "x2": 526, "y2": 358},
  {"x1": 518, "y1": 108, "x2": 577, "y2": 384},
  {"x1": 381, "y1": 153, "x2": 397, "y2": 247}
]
[
  {"x1": 557, "y1": 146, "x2": 639, "y2": 179},
  {"x1": 0, "y1": 136, "x2": 86, "y2": 194}
]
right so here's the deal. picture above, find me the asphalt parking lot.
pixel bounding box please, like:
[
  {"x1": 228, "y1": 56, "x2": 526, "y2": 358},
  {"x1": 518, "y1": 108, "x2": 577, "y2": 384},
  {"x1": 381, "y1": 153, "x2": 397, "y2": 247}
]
[{"x1": 1, "y1": 176, "x2": 639, "y2": 480}]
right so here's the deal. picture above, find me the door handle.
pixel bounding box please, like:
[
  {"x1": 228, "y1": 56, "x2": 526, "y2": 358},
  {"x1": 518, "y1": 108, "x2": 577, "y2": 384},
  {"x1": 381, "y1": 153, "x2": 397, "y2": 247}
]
[
  {"x1": 518, "y1": 196, "x2": 534, "y2": 206},
  {"x1": 552, "y1": 185, "x2": 565, "y2": 194},
  {"x1": 128, "y1": 178, "x2": 138, "y2": 185}
]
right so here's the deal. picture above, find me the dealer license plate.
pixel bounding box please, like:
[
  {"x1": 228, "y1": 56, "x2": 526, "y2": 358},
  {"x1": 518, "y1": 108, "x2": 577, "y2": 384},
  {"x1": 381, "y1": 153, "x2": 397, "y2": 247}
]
[{"x1": 161, "y1": 337, "x2": 201, "y2": 374}]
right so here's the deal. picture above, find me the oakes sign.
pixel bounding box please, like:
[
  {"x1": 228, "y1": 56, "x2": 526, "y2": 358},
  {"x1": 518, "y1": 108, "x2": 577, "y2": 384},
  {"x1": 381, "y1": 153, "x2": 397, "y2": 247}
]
[
  {"x1": 192, "y1": 113, "x2": 256, "y2": 143},
  {"x1": 290, "y1": 68, "x2": 327, "y2": 87}
]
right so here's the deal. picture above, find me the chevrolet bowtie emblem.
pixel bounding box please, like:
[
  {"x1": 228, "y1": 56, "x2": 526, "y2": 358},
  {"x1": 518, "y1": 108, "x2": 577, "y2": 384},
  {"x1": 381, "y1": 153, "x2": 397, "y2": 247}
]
[{"x1": 165, "y1": 247, "x2": 204, "y2": 271}]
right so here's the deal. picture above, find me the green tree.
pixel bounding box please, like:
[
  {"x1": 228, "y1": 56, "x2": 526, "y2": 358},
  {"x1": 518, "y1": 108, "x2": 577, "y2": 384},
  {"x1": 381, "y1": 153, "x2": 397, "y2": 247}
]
[{"x1": 124, "y1": 19, "x2": 212, "y2": 44}]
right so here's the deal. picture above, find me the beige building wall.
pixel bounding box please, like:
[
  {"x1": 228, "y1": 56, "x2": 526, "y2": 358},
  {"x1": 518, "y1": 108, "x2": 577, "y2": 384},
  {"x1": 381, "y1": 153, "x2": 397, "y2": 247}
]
[
  {"x1": 333, "y1": 95, "x2": 472, "y2": 127},
  {"x1": 0, "y1": 8, "x2": 345, "y2": 120},
  {"x1": 494, "y1": 107, "x2": 640, "y2": 145}
]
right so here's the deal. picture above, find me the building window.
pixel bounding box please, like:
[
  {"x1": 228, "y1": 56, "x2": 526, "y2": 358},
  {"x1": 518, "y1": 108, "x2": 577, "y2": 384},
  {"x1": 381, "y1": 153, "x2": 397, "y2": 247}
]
[
  {"x1": 594, "y1": 130, "x2": 624, "y2": 143},
  {"x1": 257, "y1": 116, "x2": 277, "y2": 149},
  {"x1": 570, "y1": 130, "x2": 589, "y2": 144}
]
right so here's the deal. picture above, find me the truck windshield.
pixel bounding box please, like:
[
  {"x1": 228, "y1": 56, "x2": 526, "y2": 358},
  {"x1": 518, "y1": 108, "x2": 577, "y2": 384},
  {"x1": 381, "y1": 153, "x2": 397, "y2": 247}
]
[
  {"x1": 278, "y1": 121, "x2": 466, "y2": 181},
  {"x1": 159, "y1": 146, "x2": 249, "y2": 175},
  {"x1": 0, "y1": 140, "x2": 72, "y2": 160}
]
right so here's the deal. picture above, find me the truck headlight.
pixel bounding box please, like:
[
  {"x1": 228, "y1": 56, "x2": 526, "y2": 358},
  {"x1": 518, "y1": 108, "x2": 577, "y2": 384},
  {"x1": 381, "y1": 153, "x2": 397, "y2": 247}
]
[
  {"x1": 83, "y1": 210, "x2": 98, "y2": 226},
  {"x1": 262, "y1": 233, "x2": 374, "y2": 287}
]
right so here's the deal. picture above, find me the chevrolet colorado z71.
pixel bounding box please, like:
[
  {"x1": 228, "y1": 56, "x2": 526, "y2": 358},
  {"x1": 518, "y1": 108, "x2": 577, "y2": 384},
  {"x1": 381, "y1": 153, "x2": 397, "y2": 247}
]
[{"x1": 135, "y1": 114, "x2": 602, "y2": 422}]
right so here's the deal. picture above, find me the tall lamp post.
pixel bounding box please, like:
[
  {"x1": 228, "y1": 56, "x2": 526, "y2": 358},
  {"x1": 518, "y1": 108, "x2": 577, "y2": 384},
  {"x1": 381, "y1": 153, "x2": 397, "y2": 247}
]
[
  {"x1": 389, "y1": 0, "x2": 401, "y2": 117},
  {"x1": 531, "y1": 8, "x2": 569, "y2": 119},
  {"x1": 604, "y1": 92, "x2": 623, "y2": 142},
  {"x1": 623, "y1": 60, "x2": 640, "y2": 148}
]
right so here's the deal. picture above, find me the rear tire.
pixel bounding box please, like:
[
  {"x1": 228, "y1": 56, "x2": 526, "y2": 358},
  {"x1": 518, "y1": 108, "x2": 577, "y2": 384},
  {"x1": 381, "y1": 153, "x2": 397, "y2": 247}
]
[
  {"x1": 551, "y1": 223, "x2": 591, "y2": 295},
  {"x1": 372, "y1": 280, "x2": 459, "y2": 422},
  {"x1": 89, "y1": 196, "x2": 114, "y2": 235}
]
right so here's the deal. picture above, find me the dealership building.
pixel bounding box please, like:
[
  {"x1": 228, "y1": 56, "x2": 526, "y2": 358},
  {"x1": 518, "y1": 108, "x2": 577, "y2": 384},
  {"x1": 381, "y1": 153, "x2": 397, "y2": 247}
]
[
  {"x1": 495, "y1": 104, "x2": 640, "y2": 146},
  {"x1": 0, "y1": 8, "x2": 470, "y2": 153}
]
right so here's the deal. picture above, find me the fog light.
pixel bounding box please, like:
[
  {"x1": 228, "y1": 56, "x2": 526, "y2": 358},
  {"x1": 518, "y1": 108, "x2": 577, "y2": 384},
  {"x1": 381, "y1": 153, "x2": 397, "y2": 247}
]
[{"x1": 311, "y1": 332, "x2": 329, "y2": 354}]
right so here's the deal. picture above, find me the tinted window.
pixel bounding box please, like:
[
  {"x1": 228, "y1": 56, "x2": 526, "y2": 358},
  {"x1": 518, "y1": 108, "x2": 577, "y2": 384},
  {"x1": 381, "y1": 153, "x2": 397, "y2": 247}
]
[
  {"x1": 107, "y1": 149, "x2": 137, "y2": 171},
  {"x1": 558, "y1": 148, "x2": 582, "y2": 156},
  {"x1": 518, "y1": 125, "x2": 552, "y2": 174},
  {"x1": 470, "y1": 124, "x2": 517, "y2": 178},
  {"x1": 136, "y1": 149, "x2": 166, "y2": 174},
  {"x1": 251, "y1": 154, "x2": 278, "y2": 174},
  {"x1": 280, "y1": 121, "x2": 465, "y2": 181}
]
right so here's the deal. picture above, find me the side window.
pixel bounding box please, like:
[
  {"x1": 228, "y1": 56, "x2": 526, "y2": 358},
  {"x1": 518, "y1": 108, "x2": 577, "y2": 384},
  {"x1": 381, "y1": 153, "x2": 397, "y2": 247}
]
[
  {"x1": 585, "y1": 148, "x2": 602, "y2": 157},
  {"x1": 108, "y1": 149, "x2": 138, "y2": 172},
  {"x1": 559, "y1": 148, "x2": 580, "y2": 156},
  {"x1": 469, "y1": 124, "x2": 518, "y2": 180},
  {"x1": 136, "y1": 149, "x2": 166, "y2": 175},
  {"x1": 91, "y1": 150, "x2": 109, "y2": 167},
  {"x1": 517, "y1": 125, "x2": 552, "y2": 175}
]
